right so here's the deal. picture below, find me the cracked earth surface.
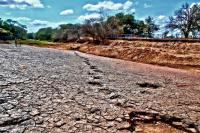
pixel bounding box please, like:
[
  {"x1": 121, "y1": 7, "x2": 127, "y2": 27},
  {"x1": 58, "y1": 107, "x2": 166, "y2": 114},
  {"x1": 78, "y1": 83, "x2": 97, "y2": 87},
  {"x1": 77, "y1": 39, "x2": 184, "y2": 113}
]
[{"x1": 0, "y1": 44, "x2": 200, "y2": 133}]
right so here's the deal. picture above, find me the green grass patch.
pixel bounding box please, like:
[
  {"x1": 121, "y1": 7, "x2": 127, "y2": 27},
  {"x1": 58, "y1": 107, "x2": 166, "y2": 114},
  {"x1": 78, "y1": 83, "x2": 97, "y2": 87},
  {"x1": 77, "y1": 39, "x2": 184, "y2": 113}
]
[{"x1": 18, "y1": 39, "x2": 54, "y2": 46}]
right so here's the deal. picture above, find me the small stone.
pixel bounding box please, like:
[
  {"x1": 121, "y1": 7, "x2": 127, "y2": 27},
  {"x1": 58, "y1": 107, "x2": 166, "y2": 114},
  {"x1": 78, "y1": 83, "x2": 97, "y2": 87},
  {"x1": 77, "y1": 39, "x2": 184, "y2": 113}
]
[
  {"x1": 2, "y1": 103, "x2": 14, "y2": 110},
  {"x1": 8, "y1": 100, "x2": 18, "y2": 105},
  {"x1": 10, "y1": 127, "x2": 25, "y2": 133},
  {"x1": 89, "y1": 107, "x2": 101, "y2": 114},
  {"x1": 55, "y1": 120, "x2": 66, "y2": 127},
  {"x1": 0, "y1": 98, "x2": 6, "y2": 104},
  {"x1": 30, "y1": 109, "x2": 40, "y2": 116},
  {"x1": 124, "y1": 114, "x2": 130, "y2": 120},
  {"x1": 116, "y1": 118, "x2": 123, "y2": 122},
  {"x1": 135, "y1": 127, "x2": 143, "y2": 132},
  {"x1": 187, "y1": 128, "x2": 197, "y2": 133},
  {"x1": 107, "y1": 121, "x2": 115, "y2": 128},
  {"x1": 117, "y1": 121, "x2": 130, "y2": 129},
  {"x1": 172, "y1": 122, "x2": 183, "y2": 127},
  {"x1": 35, "y1": 118, "x2": 44, "y2": 124},
  {"x1": 109, "y1": 93, "x2": 121, "y2": 100}
]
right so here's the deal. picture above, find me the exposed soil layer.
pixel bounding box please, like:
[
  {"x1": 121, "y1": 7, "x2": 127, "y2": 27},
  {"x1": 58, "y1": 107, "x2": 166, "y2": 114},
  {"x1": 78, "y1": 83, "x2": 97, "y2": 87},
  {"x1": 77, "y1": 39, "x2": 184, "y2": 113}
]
[
  {"x1": 122, "y1": 111, "x2": 199, "y2": 133},
  {"x1": 78, "y1": 40, "x2": 200, "y2": 73}
]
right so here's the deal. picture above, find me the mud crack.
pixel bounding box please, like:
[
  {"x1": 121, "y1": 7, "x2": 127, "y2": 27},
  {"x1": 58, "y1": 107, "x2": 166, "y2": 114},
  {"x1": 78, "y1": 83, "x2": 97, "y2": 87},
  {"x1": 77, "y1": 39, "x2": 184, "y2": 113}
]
[{"x1": 119, "y1": 111, "x2": 199, "y2": 133}]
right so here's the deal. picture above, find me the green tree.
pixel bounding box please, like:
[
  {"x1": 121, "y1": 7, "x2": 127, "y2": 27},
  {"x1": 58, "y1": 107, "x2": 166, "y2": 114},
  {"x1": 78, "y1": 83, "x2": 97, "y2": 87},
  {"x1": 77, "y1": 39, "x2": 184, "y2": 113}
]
[
  {"x1": 0, "y1": 18, "x2": 3, "y2": 27},
  {"x1": 35, "y1": 27, "x2": 55, "y2": 41},
  {"x1": 27, "y1": 33, "x2": 35, "y2": 39},
  {"x1": 0, "y1": 18, "x2": 27, "y2": 40},
  {"x1": 115, "y1": 13, "x2": 137, "y2": 34},
  {"x1": 135, "y1": 20, "x2": 146, "y2": 36}
]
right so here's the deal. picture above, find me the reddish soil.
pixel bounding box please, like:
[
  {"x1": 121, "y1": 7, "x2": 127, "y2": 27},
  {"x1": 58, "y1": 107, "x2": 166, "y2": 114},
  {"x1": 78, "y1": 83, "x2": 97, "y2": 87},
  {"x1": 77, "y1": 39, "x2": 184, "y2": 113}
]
[
  {"x1": 134, "y1": 122, "x2": 187, "y2": 133},
  {"x1": 78, "y1": 40, "x2": 200, "y2": 72}
]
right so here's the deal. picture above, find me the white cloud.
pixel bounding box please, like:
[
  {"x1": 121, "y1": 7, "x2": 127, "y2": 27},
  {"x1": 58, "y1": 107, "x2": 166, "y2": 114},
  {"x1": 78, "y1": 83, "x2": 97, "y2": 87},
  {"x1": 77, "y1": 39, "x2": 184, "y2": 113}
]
[
  {"x1": 0, "y1": 0, "x2": 44, "y2": 9},
  {"x1": 156, "y1": 15, "x2": 168, "y2": 21},
  {"x1": 27, "y1": 19, "x2": 70, "y2": 32},
  {"x1": 16, "y1": 17, "x2": 31, "y2": 22},
  {"x1": 83, "y1": 0, "x2": 133, "y2": 11},
  {"x1": 78, "y1": 13, "x2": 101, "y2": 21},
  {"x1": 144, "y1": 3, "x2": 152, "y2": 8},
  {"x1": 154, "y1": 15, "x2": 169, "y2": 33},
  {"x1": 60, "y1": 9, "x2": 74, "y2": 16},
  {"x1": 123, "y1": 1, "x2": 133, "y2": 10},
  {"x1": 31, "y1": 20, "x2": 48, "y2": 26}
]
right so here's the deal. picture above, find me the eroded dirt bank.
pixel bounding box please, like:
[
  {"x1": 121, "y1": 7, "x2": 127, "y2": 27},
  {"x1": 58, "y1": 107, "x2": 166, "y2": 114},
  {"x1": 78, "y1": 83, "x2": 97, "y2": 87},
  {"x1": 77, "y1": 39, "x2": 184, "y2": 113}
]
[
  {"x1": 78, "y1": 40, "x2": 200, "y2": 73},
  {"x1": 0, "y1": 44, "x2": 200, "y2": 133}
]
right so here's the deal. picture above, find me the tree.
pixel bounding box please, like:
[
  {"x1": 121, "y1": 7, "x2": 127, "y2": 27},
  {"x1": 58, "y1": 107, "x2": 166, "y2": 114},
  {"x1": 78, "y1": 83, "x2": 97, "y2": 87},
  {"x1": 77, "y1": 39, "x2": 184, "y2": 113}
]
[
  {"x1": 144, "y1": 16, "x2": 159, "y2": 38},
  {"x1": 6, "y1": 19, "x2": 27, "y2": 39},
  {"x1": 53, "y1": 24, "x2": 81, "y2": 42},
  {"x1": 135, "y1": 20, "x2": 146, "y2": 36},
  {"x1": 0, "y1": 18, "x2": 27, "y2": 40},
  {"x1": 166, "y1": 3, "x2": 200, "y2": 38},
  {"x1": 35, "y1": 27, "x2": 55, "y2": 41},
  {"x1": 81, "y1": 19, "x2": 97, "y2": 41},
  {"x1": 106, "y1": 16, "x2": 123, "y2": 35},
  {"x1": 81, "y1": 9, "x2": 109, "y2": 43},
  {"x1": 27, "y1": 33, "x2": 35, "y2": 39},
  {"x1": 115, "y1": 13, "x2": 136, "y2": 34},
  {"x1": 162, "y1": 31, "x2": 169, "y2": 38},
  {"x1": 0, "y1": 18, "x2": 3, "y2": 27}
]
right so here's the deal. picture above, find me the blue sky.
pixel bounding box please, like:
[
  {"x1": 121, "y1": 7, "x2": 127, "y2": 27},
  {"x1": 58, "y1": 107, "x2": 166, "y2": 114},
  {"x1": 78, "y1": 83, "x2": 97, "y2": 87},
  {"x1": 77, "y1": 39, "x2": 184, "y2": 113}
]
[{"x1": 0, "y1": 0, "x2": 199, "y2": 32}]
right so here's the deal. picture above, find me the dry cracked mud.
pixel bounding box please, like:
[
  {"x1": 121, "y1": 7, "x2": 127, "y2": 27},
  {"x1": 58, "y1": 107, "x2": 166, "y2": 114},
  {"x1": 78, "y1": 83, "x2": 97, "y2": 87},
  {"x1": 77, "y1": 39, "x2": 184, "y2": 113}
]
[{"x1": 0, "y1": 44, "x2": 200, "y2": 133}]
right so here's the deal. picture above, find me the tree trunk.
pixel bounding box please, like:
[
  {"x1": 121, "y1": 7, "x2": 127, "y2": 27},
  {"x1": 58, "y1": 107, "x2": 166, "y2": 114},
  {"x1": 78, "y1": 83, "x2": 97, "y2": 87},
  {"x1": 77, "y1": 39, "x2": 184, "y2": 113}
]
[{"x1": 184, "y1": 32, "x2": 189, "y2": 38}]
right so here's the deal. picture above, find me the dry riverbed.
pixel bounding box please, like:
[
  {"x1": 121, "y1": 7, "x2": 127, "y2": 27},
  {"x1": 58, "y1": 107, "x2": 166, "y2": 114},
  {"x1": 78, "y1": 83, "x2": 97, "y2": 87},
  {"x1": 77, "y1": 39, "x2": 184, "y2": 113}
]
[{"x1": 0, "y1": 44, "x2": 200, "y2": 133}]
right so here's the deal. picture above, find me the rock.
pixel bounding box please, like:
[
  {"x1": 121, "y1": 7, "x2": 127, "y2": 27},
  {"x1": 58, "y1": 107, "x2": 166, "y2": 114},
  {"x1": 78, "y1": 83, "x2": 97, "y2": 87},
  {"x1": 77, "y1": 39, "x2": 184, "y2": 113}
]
[
  {"x1": 172, "y1": 122, "x2": 183, "y2": 127},
  {"x1": 186, "y1": 128, "x2": 197, "y2": 133},
  {"x1": 117, "y1": 121, "x2": 130, "y2": 129},
  {"x1": 30, "y1": 109, "x2": 40, "y2": 116},
  {"x1": 8, "y1": 100, "x2": 18, "y2": 105},
  {"x1": 107, "y1": 121, "x2": 115, "y2": 128},
  {"x1": 55, "y1": 120, "x2": 66, "y2": 127},
  {"x1": 10, "y1": 127, "x2": 25, "y2": 133},
  {"x1": 0, "y1": 98, "x2": 7, "y2": 104},
  {"x1": 109, "y1": 93, "x2": 121, "y2": 100},
  {"x1": 89, "y1": 107, "x2": 101, "y2": 114},
  {"x1": 2, "y1": 103, "x2": 14, "y2": 110},
  {"x1": 135, "y1": 127, "x2": 143, "y2": 132},
  {"x1": 116, "y1": 118, "x2": 123, "y2": 122},
  {"x1": 35, "y1": 117, "x2": 44, "y2": 124}
]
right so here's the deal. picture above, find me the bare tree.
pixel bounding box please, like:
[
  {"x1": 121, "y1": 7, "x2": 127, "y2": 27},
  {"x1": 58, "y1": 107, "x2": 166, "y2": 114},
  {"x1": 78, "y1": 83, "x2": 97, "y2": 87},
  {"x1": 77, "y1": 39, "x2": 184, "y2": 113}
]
[
  {"x1": 144, "y1": 16, "x2": 159, "y2": 38},
  {"x1": 106, "y1": 16, "x2": 123, "y2": 35},
  {"x1": 166, "y1": 3, "x2": 200, "y2": 38},
  {"x1": 81, "y1": 19, "x2": 97, "y2": 41},
  {"x1": 81, "y1": 9, "x2": 108, "y2": 43}
]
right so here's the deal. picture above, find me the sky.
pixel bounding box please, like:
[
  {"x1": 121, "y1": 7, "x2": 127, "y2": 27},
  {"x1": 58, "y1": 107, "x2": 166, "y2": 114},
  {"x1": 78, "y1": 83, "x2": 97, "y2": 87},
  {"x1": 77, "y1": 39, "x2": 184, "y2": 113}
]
[{"x1": 0, "y1": 0, "x2": 199, "y2": 32}]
